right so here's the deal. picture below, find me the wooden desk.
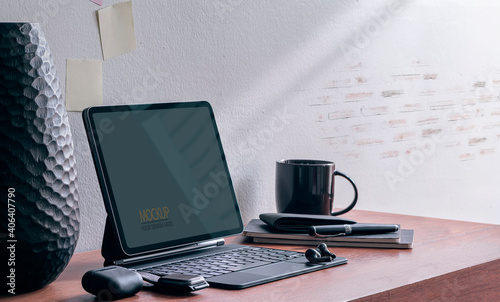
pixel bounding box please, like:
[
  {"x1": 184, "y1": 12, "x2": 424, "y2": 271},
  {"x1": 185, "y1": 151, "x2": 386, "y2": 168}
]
[{"x1": 9, "y1": 210, "x2": 500, "y2": 301}]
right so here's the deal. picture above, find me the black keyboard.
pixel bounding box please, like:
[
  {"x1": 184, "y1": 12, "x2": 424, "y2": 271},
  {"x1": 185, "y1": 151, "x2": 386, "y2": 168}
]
[{"x1": 137, "y1": 246, "x2": 303, "y2": 279}]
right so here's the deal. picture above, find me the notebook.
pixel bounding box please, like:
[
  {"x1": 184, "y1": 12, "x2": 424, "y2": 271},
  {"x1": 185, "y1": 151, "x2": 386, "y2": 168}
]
[
  {"x1": 243, "y1": 219, "x2": 414, "y2": 249},
  {"x1": 82, "y1": 101, "x2": 347, "y2": 289}
]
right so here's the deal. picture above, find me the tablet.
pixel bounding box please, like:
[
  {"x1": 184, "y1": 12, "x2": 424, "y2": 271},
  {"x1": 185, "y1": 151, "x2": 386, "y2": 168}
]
[{"x1": 82, "y1": 101, "x2": 243, "y2": 256}]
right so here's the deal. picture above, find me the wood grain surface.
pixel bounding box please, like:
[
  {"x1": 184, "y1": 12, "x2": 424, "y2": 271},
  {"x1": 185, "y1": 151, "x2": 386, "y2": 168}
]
[{"x1": 7, "y1": 210, "x2": 500, "y2": 302}]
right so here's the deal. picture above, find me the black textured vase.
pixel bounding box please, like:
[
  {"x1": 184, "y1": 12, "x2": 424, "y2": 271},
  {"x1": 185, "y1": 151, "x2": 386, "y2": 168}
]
[{"x1": 0, "y1": 23, "x2": 79, "y2": 294}]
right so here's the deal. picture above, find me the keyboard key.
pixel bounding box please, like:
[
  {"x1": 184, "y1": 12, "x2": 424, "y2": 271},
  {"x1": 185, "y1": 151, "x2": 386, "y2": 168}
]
[
  {"x1": 249, "y1": 257, "x2": 271, "y2": 262},
  {"x1": 149, "y1": 270, "x2": 170, "y2": 276},
  {"x1": 138, "y1": 247, "x2": 304, "y2": 279},
  {"x1": 226, "y1": 261, "x2": 272, "y2": 272}
]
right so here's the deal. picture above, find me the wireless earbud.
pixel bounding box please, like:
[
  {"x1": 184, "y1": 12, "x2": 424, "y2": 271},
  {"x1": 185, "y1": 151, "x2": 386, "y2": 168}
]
[
  {"x1": 305, "y1": 243, "x2": 336, "y2": 264},
  {"x1": 317, "y1": 243, "x2": 335, "y2": 258}
]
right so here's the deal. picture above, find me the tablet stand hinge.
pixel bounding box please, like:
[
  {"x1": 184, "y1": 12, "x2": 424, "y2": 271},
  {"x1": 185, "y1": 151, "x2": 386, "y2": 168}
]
[{"x1": 112, "y1": 238, "x2": 225, "y2": 266}]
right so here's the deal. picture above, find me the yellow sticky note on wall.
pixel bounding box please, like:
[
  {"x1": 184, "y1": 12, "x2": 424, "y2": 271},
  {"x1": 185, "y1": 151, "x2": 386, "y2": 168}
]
[
  {"x1": 65, "y1": 59, "x2": 103, "y2": 112},
  {"x1": 97, "y1": 1, "x2": 137, "y2": 60}
]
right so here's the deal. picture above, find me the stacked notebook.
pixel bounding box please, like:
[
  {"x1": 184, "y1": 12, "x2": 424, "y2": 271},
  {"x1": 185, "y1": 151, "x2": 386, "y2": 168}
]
[{"x1": 242, "y1": 219, "x2": 414, "y2": 249}]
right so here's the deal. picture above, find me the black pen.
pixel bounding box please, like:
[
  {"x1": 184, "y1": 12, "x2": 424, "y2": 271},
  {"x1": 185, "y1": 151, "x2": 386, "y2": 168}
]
[{"x1": 308, "y1": 224, "x2": 399, "y2": 237}]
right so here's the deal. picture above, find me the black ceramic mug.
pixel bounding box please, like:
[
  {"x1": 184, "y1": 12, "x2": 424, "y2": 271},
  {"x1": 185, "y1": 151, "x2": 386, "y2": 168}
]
[{"x1": 275, "y1": 159, "x2": 358, "y2": 216}]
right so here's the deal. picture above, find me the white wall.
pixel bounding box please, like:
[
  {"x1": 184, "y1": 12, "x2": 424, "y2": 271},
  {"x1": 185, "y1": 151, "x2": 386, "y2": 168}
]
[{"x1": 2, "y1": 0, "x2": 500, "y2": 253}]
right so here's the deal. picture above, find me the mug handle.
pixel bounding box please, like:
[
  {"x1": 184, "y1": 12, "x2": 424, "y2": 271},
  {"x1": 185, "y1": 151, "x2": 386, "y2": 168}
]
[{"x1": 331, "y1": 171, "x2": 358, "y2": 216}]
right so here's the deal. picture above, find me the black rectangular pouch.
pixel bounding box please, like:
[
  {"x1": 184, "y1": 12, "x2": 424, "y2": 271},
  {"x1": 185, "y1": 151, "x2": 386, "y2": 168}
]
[{"x1": 259, "y1": 213, "x2": 357, "y2": 233}]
